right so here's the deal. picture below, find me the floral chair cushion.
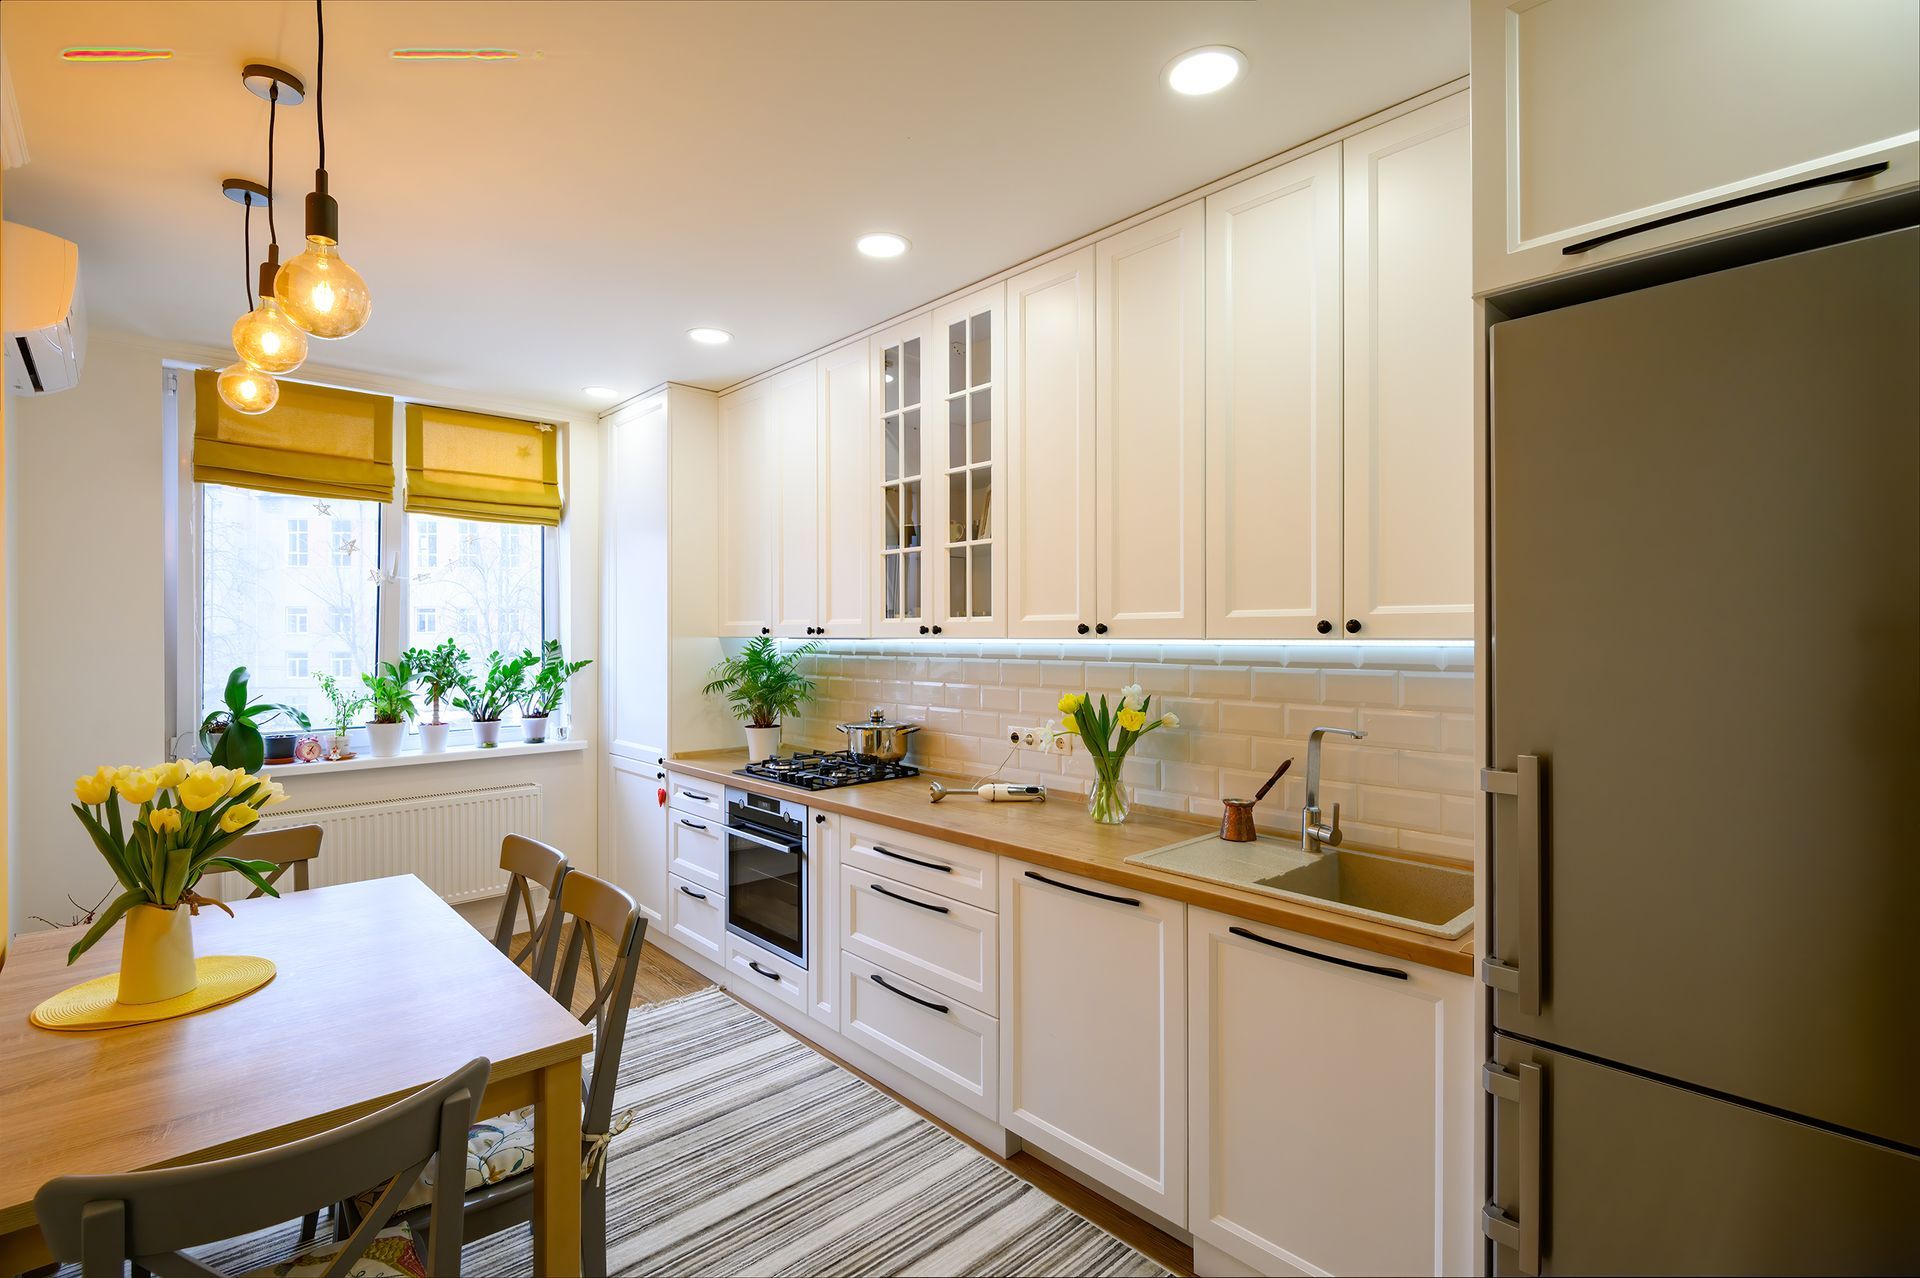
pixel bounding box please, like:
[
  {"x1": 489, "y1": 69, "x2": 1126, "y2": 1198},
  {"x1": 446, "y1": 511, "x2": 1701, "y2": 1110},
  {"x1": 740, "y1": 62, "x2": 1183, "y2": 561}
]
[
  {"x1": 357, "y1": 1103, "x2": 544, "y2": 1215},
  {"x1": 246, "y1": 1222, "x2": 426, "y2": 1278}
]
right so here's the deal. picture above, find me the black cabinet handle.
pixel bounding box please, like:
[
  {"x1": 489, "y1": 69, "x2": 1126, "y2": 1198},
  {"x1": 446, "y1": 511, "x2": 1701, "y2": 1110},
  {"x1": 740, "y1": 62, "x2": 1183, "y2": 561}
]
[
  {"x1": 1094, "y1": 623, "x2": 1108, "y2": 635},
  {"x1": 870, "y1": 972, "x2": 949, "y2": 1014},
  {"x1": 681, "y1": 789, "x2": 711, "y2": 802},
  {"x1": 932, "y1": 624, "x2": 943, "y2": 635},
  {"x1": 1229, "y1": 925, "x2": 1409, "y2": 980},
  {"x1": 1076, "y1": 623, "x2": 1090, "y2": 635},
  {"x1": 872, "y1": 882, "x2": 950, "y2": 914},
  {"x1": 655, "y1": 770, "x2": 665, "y2": 780},
  {"x1": 678, "y1": 884, "x2": 708, "y2": 901},
  {"x1": 873, "y1": 845, "x2": 951, "y2": 873},
  {"x1": 747, "y1": 960, "x2": 781, "y2": 981},
  {"x1": 816, "y1": 626, "x2": 826, "y2": 636},
  {"x1": 1024, "y1": 869, "x2": 1139, "y2": 907},
  {"x1": 1562, "y1": 161, "x2": 1890, "y2": 255},
  {"x1": 919, "y1": 625, "x2": 930, "y2": 635},
  {"x1": 1346, "y1": 619, "x2": 1362, "y2": 634},
  {"x1": 814, "y1": 813, "x2": 826, "y2": 824},
  {"x1": 1317, "y1": 619, "x2": 1333, "y2": 634},
  {"x1": 678, "y1": 817, "x2": 708, "y2": 831},
  {"x1": 761, "y1": 626, "x2": 771, "y2": 635}
]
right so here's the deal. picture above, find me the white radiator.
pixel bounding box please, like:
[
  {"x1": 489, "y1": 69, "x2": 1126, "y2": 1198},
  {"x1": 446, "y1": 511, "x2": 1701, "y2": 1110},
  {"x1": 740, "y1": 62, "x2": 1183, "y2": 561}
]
[{"x1": 226, "y1": 783, "x2": 544, "y2": 905}]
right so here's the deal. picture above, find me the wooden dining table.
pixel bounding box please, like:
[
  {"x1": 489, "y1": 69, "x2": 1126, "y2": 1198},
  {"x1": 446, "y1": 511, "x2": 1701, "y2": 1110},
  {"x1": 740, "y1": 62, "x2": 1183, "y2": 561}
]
[{"x1": 0, "y1": 874, "x2": 592, "y2": 1277}]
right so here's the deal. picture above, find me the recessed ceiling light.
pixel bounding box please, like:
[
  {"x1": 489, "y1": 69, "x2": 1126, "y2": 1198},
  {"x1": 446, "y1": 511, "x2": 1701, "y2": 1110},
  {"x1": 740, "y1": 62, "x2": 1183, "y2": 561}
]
[
  {"x1": 856, "y1": 232, "x2": 910, "y2": 259},
  {"x1": 687, "y1": 327, "x2": 732, "y2": 345},
  {"x1": 582, "y1": 386, "x2": 620, "y2": 400},
  {"x1": 1165, "y1": 45, "x2": 1245, "y2": 96}
]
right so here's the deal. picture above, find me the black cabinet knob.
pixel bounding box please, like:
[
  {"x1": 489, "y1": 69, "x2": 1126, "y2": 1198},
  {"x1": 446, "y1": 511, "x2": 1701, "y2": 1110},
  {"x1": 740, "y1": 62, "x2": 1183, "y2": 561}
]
[
  {"x1": 815, "y1": 626, "x2": 825, "y2": 636},
  {"x1": 919, "y1": 625, "x2": 930, "y2": 635},
  {"x1": 1345, "y1": 618, "x2": 1362, "y2": 634},
  {"x1": 1317, "y1": 619, "x2": 1333, "y2": 634},
  {"x1": 814, "y1": 813, "x2": 826, "y2": 824},
  {"x1": 932, "y1": 625, "x2": 943, "y2": 635},
  {"x1": 1076, "y1": 623, "x2": 1090, "y2": 635},
  {"x1": 760, "y1": 626, "x2": 770, "y2": 635},
  {"x1": 1094, "y1": 623, "x2": 1108, "y2": 635}
]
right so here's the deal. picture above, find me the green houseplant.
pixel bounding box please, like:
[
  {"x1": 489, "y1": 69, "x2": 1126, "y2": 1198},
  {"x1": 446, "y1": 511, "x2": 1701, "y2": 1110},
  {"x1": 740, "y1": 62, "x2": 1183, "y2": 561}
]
[
  {"x1": 360, "y1": 658, "x2": 418, "y2": 758},
  {"x1": 518, "y1": 639, "x2": 591, "y2": 743},
  {"x1": 702, "y1": 635, "x2": 819, "y2": 760},
  {"x1": 198, "y1": 666, "x2": 310, "y2": 772},
  {"x1": 455, "y1": 650, "x2": 531, "y2": 748},
  {"x1": 313, "y1": 673, "x2": 368, "y2": 758},
  {"x1": 406, "y1": 640, "x2": 471, "y2": 754}
]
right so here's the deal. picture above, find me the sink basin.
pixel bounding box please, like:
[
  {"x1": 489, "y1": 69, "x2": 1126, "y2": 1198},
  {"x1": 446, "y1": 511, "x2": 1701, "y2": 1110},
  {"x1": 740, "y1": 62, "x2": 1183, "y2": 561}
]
[{"x1": 1126, "y1": 833, "x2": 1473, "y2": 938}]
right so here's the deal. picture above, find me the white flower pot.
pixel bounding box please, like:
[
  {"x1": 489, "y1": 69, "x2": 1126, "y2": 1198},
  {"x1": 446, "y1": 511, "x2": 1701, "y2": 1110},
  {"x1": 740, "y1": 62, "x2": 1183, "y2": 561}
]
[
  {"x1": 420, "y1": 721, "x2": 451, "y2": 754},
  {"x1": 744, "y1": 724, "x2": 782, "y2": 762},
  {"x1": 366, "y1": 721, "x2": 406, "y2": 758},
  {"x1": 473, "y1": 719, "x2": 504, "y2": 748},
  {"x1": 521, "y1": 713, "x2": 550, "y2": 744},
  {"x1": 118, "y1": 903, "x2": 197, "y2": 1005}
]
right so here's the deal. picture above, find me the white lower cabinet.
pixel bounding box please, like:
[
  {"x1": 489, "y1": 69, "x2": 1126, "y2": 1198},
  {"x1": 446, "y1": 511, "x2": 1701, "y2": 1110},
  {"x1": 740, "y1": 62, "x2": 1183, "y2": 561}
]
[
  {"x1": 1187, "y1": 908, "x2": 1475, "y2": 1277},
  {"x1": 605, "y1": 754, "x2": 668, "y2": 928},
  {"x1": 664, "y1": 874, "x2": 724, "y2": 963},
  {"x1": 666, "y1": 807, "x2": 724, "y2": 893},
  {"x1": 841, "y1": 864, "x2": 998, "y2": 1014},
  {"x1": 999, "y1": 860, "x2": 1186, "y2": 1225},
  {"x1": 726, "y1": 932, "x2": 807, "y2": 1015},
  {"x1": 842, "y1": 950, "x2": 999, "y2": 1118}
]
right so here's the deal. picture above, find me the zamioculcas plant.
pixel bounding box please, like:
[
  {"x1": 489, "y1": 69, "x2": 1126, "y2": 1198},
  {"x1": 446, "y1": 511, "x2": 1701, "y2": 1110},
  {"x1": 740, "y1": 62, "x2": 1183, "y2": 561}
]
[
  {"x1": 455, "y1": 650, "x2": 532, "y2": 747},
  {"x1": 518, "y1": 639, "x2": 590, "y2": 742},
  {"x1": 199, "y1": 666, "x2": 311, "y2": 773}
]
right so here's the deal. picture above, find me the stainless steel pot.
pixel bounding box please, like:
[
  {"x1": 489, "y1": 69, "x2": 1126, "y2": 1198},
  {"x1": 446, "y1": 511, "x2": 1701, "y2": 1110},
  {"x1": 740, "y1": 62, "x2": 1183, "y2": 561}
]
[{"x1": 837, "y1": 709, "x2": 920, "y2": 763}]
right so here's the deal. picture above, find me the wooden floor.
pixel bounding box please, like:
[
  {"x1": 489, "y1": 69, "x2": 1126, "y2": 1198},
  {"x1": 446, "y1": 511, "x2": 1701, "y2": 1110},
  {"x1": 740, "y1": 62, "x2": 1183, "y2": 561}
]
[{"x1": 525, "y1": 931, "x2": 1196, "y2": 1275}]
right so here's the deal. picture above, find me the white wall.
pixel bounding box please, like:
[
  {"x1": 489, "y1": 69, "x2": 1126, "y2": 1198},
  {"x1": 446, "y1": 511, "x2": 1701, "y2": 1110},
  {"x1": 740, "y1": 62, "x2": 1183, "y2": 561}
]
[{"x1": 6, "y1": 333, "x2": 604, "y2": 931}]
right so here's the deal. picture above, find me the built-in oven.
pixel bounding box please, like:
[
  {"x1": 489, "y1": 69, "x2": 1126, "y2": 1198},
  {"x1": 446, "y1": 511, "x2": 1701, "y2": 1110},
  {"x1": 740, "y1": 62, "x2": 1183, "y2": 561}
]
[{"x1": 722, "y1": 787, "x2": 809, "y2": 969}]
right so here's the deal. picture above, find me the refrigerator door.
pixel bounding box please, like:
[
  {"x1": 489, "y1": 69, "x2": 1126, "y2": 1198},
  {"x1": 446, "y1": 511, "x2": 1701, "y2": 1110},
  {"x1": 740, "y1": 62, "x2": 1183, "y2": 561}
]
[
  {"x1": 1487, "y1": 1034, "x2": 1920, "y2": 1276},
  {"x1": 1487, "y1": 227, "x2": 1920, "y2": 1145}
]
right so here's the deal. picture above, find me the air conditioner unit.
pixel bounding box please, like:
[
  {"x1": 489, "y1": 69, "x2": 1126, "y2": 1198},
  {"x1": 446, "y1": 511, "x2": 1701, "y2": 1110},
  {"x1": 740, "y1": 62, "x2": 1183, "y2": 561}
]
[{"x1": 3, "y1": 220, "x2": 86, "y2": 394}]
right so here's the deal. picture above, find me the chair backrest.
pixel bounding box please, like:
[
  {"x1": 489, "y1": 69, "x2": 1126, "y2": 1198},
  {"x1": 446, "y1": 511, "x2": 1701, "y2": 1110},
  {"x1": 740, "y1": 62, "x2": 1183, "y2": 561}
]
[
  {"x1": 491, "y1": 835, "x2": 569, "y2": 984},
  {"x1": 37, "y1": 1056, "x2": 490, "y2": 1278},
  {"x1": 544, "y1": 869, "x2": 646, "y2": 1137},
  {"x1": 206, "y1": 824, "x2": 323, "y2": 896}
]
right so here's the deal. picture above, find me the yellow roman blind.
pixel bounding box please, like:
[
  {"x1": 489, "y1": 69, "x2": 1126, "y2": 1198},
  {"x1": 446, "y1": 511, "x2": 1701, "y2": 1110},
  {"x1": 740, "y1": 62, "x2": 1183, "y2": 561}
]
[
  {"x1": 193, "y1": 370, "x2": 396, "y2": 502},
  {"x1": 404, "y1": 403, "x2": 562, "y2": 526}
]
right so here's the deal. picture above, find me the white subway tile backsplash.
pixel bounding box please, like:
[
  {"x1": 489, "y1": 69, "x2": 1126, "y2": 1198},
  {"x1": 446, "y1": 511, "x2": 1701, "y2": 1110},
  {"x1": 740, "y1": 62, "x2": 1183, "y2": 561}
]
[
  {"x1": 1190, "y1": 665, "x2": 1254, "y2": 698},
  {"x1": 1323, "y1": 669, "x2": 1401, "y2": 704},
  {"x1": 1357, "y1": 708, "x2": 1443, "y2": 750}
]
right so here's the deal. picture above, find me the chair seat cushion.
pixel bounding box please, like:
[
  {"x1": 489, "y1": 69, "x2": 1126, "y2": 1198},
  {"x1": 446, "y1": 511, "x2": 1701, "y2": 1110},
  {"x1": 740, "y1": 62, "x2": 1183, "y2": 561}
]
[
  {"x1": 367, "y1": 1103, "x2": 547, "y2": 1215},
  {"x1": 246, "y1": 1222, "x2": 426, "y2": 1278}
]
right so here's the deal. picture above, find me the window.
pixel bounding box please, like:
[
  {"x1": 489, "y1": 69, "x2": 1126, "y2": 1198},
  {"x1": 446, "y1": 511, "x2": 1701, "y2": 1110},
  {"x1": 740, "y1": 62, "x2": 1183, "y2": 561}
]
[
  {"x1": 330, "y1": 653, "x2": 353, "y2": 677},
  {"x1": 287, "y1": 651, "x2": 309, "y2": 679},
  {"x1": 328, "y1": 606, "x2": 352, "y2": 636},
  {"x1": 286, "y1": 518, "x2": 309, "y2": 567},
  {"x1": 415, "y1": 606, "x2": 437, "y2": 635},
  {"x1": 330, "y1": 517, "x2": 356, "y2": 567},
  {"x1": 416, "y1": 522, "x2": 438, "y2": 570},
  {"x1": 405, "y1": 513, "x2": 546, "y2": 724},
  {"x1": 286, "y1": 606, "x2": 308, "y2": 634}
]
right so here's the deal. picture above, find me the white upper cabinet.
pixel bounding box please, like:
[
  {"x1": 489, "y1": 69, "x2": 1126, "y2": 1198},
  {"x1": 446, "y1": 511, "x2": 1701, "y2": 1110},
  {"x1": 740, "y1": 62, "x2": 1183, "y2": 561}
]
[
  {"x1": 602, "y1": 396, "x2": 671, "y2": 758},
  {"x1": 1004, "y1": 248, "x2": 1097, "y2": 638},
  {"x1": 769, "y1": 362, "x2": 821, "y2": 638},
  {"x1": 929, "y1": 285, "x2": 1007, "y2": 638},
  {"x1": 717, "y1": 379, "x2": 774, "y2": 637},
  {"x1": 815, "y1": 337, "x2": 871, "y2": 639},
  {"x1": 871, "y1": 312, "x2": 936, "y2": 637},
  {"x1": 1205, "y1": 146, "x2": 1345, "y2": 639},
  {"x1": 1472, "y1": 0, "x2": 1920, "y2": 294},
  {"x1": 1097, "y1": 202, "x2": 1206, "y2": 640},
  {"x1": 1343, "y1": 93, "x2": 1474, "y2": 641}
]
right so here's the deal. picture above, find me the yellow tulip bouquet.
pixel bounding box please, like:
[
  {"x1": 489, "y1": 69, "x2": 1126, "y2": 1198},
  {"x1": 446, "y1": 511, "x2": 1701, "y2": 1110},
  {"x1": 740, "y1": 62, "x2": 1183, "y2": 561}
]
[
  {"x1": 67, "y1": 760, "x2": 289, "y2": 964},
  {"x1": 1047, "y1": 684, "x2": 1179, "y2": 825}
]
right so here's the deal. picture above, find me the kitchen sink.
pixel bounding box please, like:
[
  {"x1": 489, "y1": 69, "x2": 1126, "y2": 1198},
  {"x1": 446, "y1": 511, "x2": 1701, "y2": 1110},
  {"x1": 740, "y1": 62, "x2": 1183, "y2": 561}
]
[{"x1": 1125, "y1": 833, "x2": 1474, "y2": 938}]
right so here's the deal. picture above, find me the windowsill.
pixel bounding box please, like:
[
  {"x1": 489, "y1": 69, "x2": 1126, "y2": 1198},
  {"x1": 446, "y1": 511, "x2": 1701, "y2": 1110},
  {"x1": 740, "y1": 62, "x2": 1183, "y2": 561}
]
[{"x1": 268, "y1": 738, "x2": 589, "y2": 777}]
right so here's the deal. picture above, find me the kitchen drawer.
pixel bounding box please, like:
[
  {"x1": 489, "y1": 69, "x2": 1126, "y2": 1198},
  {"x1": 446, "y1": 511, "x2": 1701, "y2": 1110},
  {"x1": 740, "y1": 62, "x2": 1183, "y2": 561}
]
[
  {"x1": 842, "y1": 951, "x2": 999, "y2": 1119},
  {"x1": 725, "y1": 933, "x2": 807, "y2": 1014},
  {"x1": 841, "y1": 866, "x2": 998, "y2": 1015},
  {"x1": 667, "y1": 774, "x2": 724, "y2": 823},
  {"x1": 841, "y1": 817, "x2": 997, "y2": 911},
  {"x1": 665, "y1": 874, "x2": 724, "y2": 964},
  {"x1": 667, "y1": 809, "x2": 723, "y2": 892}
]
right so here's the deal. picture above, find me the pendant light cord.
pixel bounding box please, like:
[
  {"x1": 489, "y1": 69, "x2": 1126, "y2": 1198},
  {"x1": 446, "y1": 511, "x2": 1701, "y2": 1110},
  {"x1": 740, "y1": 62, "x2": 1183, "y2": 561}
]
[
  {"x1": 244, "y1": 198, "x2": 255, "y2": 311},
  {"x1": 315, "y1": 0, "x2": 326, "y2": 174},
  {"x1": 267, "y1": 83, "x2": 280, "y2": 251}
]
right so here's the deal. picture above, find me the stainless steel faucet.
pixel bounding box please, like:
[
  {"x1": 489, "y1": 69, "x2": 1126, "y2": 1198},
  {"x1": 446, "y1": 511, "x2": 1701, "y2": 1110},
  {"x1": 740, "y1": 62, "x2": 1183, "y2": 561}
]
[{"x1": 1302, "y1": 726, "x2": 1366, "y2": 855}]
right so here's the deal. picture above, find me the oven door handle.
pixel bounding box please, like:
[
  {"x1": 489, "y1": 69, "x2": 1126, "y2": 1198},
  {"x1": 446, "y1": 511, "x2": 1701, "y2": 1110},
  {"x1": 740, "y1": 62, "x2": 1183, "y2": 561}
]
[{"x1": 725, "y1": 824, "x2": 804, "y2": 856}]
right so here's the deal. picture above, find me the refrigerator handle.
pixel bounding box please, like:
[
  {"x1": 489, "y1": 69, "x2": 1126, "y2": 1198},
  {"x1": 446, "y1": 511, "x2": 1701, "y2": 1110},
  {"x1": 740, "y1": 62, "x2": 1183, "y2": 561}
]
[
  {"x1": 1481, "y1": 754, "x2": 1542, "y2": 1016},
  {"x1": 1483, "y1": 1059, "x2": 1545, "y2": 1275}
]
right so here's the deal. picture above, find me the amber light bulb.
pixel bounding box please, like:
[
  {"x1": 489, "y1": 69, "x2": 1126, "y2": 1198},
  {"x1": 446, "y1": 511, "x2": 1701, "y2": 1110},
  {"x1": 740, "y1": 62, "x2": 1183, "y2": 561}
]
[
  {"x1": 231, "y1": 293, "x2": 309, "y2": 373},
  {"x1": 217, "y1": 361, "x2": 279, "y2": 414},
  {"x1": 275, "y1": 238, "x2": 370, "y2": 338}
]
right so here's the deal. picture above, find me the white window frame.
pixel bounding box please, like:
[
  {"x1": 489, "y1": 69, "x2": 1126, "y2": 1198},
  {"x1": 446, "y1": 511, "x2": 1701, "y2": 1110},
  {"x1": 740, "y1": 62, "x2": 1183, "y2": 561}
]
[
  {"x1": 164, "y1": 367, "x2": 565, "y2": 760},
  {"x1": 285, "y1": 518, "x2": 309, "y2": 567},
  {"x1": 286, "y1": 605, "x2": 308, "y2": 634}
]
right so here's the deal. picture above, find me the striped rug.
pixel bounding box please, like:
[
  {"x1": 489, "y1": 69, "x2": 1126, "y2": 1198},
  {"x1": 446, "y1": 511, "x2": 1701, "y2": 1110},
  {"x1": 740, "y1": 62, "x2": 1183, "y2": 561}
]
[{"x1": 80, "y1": 988, "x2": 1169, "y2": 1277}]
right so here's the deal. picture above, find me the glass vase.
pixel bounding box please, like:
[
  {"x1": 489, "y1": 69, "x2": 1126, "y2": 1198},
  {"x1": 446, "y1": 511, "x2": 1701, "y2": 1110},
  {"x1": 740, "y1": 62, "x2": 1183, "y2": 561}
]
[{"x1": 1088, "y1": 769, "x2": 1132, "y2": 825}]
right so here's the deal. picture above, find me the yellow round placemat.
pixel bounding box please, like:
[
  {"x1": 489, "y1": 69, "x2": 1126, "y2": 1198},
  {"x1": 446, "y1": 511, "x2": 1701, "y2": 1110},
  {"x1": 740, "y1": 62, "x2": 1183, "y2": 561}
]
[{"x1": 30, "y1": 955, "x2": 277, "y2": 1031}]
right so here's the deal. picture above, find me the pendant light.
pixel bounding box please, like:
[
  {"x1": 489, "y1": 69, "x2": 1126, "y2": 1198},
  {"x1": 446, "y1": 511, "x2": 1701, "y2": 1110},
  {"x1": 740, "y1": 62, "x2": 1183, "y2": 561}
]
[
  {"x1": 216, "y1": 179, "x2": 280, "y2": 415},
  {"x1": 276, "y1": 0, "x2": 371, "y2": 338},
  {"x1": 230, "y1": 72, "x2": 308, "y2": 374}
]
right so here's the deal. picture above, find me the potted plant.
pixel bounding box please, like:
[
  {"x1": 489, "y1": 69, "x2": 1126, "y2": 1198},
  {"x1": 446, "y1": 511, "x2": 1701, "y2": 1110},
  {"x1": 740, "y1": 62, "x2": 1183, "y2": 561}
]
[
  {"x1": 406, "y1": 639, "x2": 471, "y2": 754},
  {"x1": 517, "y1": 639, "x2": 591, "y2": 743},
  {"x1": 1048, "y1": 683, "x2": 1178, "y2": 825},
  {"x1": 359, "y1": 658, "x2": 418, "y2": 758},
  {"x1": 68, "y1": 759, "x2": 288, "y2": 1003},
  {"x1": 702, "y1": 635, "x2": 819, "y2": 761},
  {"x1": 456, "y1": 650, "x2": 531, "y2": 747},
  {"x1": 198, "y1": 666, "x2": 310, "y2": 772},
  {"x1": 313, "y1": 673, "x2": 367, "y2": 759}
]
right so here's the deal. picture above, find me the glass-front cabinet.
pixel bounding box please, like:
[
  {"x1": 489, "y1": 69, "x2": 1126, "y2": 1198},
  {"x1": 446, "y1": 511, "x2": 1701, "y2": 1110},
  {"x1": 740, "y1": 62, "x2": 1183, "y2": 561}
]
[
  {"x1": 930, "y1": 284, "x2": 1006, "y2": 636},
  {"x1": 871, "y1": 315, "x2": 931, "y2": 636}
]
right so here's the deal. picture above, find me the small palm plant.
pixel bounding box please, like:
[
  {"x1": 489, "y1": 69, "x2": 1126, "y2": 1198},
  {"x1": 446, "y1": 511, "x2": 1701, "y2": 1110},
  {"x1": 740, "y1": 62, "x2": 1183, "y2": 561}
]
[{"x1": 703, "y1": 637, "x2": 819, "y2": 760}]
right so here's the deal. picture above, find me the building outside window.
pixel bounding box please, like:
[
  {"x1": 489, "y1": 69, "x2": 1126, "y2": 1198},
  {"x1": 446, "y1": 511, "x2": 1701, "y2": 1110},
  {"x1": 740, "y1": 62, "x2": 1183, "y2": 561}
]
[
  {"x1": 286, "y1": 605, "x2": 308, "y2": 634},
  {"x1": 286, "y1": 518, "x2": 309, "y2": 568}
]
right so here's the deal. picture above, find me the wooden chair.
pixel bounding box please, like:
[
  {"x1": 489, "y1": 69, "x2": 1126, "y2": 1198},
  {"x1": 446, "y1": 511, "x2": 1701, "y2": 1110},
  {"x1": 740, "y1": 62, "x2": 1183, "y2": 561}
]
[
  {"x1": 212, "y1": 823, "x2": 324, "y2": 896},
  {"x1": 408, "y1": 870, "x2": 645, "y2": 1277},
  {"x1": 36, "y1": 1056, "x2": 490, "y2": 1278},
  {"x1": 491, "y1": 835, "x2": 571, "y2": 987}
]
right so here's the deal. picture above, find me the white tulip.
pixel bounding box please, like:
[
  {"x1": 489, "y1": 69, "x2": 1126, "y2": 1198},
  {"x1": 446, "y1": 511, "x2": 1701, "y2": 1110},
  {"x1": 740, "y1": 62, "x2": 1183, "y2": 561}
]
[
  {"x1": 1120, "y1": 682, "x2": 1145, "y2": 711},
  {"x1": 1159, "y1": 712, "x2": 1180, "y2": 729}
]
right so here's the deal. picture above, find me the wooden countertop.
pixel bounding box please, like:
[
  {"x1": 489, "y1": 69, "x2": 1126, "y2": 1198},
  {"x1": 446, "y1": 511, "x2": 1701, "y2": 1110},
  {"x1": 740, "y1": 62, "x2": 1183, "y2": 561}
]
[{"x1": 667, "y1": 750, "x2": 1475, "y2": 976}]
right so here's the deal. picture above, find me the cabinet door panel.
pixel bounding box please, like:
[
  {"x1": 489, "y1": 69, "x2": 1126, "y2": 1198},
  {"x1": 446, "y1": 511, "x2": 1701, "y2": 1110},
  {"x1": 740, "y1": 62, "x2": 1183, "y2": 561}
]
[
  {"x1": 816, "y1": 338, "x2": 871, "y2": 637},
  {"x1": 1205, "y1": 148, "x2": 1344, "y2": 638},
  {"x1": 717, "y1": 382, "x2": 773, "y2": 636},
  {"x1": 1343, "y1": 93, "x2": 1474, "y2": 639},
  {"x1": 606, "y1": 755, "x2": 667, "y2": 928},
  {"x1": 930, "y1": 285, "x2": 1006, "y2": 637},
  {"x1": 769, "y1": 362, "x2": 820, "y2": 637},
  {"x1": 871, "y1": 314, "x2": 936, "y2": 636},
  {"x1": 603, "y1": 398, "x2": 670, "y2": 759},
  {"x1": 666, "y1": 809, "x2": 724, "y2": 893},
  {"x1": 1097, "y1": 203, "x2": 1205, "y2": 639},
  {"x1": 1004, "y1": 249, "x2": 1096, "y2": 638}
]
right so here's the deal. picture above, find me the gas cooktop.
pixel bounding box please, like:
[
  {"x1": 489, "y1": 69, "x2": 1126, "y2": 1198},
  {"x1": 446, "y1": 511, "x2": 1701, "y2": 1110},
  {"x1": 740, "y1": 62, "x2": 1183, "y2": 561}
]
[{"x1": 736, "y1": 750, "x2": 920, "y2": 791}]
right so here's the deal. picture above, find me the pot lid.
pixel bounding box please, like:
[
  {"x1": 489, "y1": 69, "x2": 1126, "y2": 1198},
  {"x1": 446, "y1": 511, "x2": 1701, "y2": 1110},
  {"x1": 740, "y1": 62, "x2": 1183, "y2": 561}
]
[{"x1": 839, "y1": 708, "x2": 919, "y2": 733}]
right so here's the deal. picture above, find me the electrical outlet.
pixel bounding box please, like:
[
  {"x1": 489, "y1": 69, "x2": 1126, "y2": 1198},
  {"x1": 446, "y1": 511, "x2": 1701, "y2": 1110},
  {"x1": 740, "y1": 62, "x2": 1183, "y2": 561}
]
[{"x1": 1008, "y1": 725, "x2": 1072, "y2": 755}]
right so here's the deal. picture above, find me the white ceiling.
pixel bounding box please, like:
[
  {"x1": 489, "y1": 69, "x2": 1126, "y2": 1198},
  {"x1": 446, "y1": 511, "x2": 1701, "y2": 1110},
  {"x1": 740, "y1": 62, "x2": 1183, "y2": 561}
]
[{"x1": 1, "y1": 1, "x2": 1465, "y2": 412}]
